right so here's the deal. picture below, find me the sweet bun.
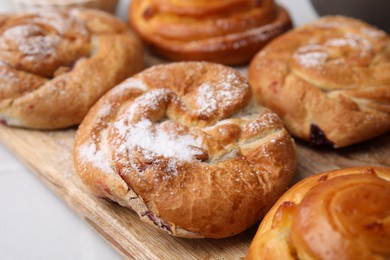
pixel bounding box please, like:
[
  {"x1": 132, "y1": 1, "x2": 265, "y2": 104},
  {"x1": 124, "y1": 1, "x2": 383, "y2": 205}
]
[
  {"x1": 129, "y1": 0, "x2": 292, "y2": 65},
  {"x1": 73, "y1": 62, "x2": 297, "y2": 238},
  {"x1": 249, "y1": 16, "x2": 390, "y2": 148},
  {"x1": 247, "y1": 166, "x2": 390, "y2": 259},
  {"x1": 0, "y1": 8, "x2": 143, "y2": 129}
]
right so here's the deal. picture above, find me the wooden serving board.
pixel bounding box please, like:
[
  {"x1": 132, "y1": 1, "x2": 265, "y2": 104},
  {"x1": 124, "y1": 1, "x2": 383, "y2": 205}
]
[{"x1": 1, "y1": 59, "x2": 389, "y2": 259}]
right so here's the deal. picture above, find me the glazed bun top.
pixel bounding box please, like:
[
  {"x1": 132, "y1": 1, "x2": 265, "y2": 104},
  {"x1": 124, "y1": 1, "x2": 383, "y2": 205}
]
[{"x1": 247, "y1": 166, "x2": 390, "y2": 259}]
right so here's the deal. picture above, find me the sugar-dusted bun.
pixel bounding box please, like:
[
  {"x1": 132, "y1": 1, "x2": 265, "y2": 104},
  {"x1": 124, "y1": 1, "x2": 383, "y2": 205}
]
[
  {"x1": 247, "y1": 166, "x2": 390, "y2": 259},
  {"x1": 129, "y1": 0, "x2": 292, "y2": 65},
  {"x1": 0, "y1": 8, "x2": 143, "y2": 129},
  {"x1": 249, "y1": 16, "x2": 390, "y2": 148},
  {"x1": 73, "y1": 62, "x2": 297, "y2": 238}
]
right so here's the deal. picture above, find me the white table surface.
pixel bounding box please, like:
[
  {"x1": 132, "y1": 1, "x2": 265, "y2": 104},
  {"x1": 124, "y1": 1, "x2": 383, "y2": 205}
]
[{"x1": 0, "y1": 1, "x2": 317, "y2": 259}]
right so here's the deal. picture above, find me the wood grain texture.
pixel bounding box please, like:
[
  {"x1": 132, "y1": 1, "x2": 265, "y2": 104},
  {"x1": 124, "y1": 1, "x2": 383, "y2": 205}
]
[{"x1": 0, "y1": 58, "x2": 389, "y2": 259}]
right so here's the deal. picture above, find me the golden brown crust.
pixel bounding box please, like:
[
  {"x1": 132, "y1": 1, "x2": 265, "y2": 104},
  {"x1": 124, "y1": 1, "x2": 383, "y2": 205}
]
[
  {"x1": 73, "y1": 62, "x2": 297, "y2": 238},
  {"x1": 249, "y1": 16, "x2": 390, "y2": 148},
  {"x1": 247, "y1": 166, "x2": 390, "y2": 259},
  {"x1": 129, "y1": 0, "x2": 292, "y2": 65},
  {"x1": 0, "y1": 8, "x2": 143, "y2": 129}
]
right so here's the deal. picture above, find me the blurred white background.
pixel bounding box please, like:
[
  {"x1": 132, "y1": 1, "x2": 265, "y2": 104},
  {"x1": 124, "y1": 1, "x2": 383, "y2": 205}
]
[{"x1": 0, "y1": 0, "x2": 317, "y2": 259}]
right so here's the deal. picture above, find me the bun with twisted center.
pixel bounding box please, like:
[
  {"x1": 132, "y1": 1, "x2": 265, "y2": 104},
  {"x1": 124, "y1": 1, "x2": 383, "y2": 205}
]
[
  {"x1": 129, "y1": 0, "x2": 292, "y2": 65},
  {"x1": 249, "y1": 16, "x2": 390, "y2": 148},
  {"x1": 247, "y1": 166, "x2": 390, "y2": 259},
  {"x1": 0, "y1": 8, "x2": 143, "y2": 129},
  {"x1": 73, "y1": 62, "x2": 296, "y2": 238}
]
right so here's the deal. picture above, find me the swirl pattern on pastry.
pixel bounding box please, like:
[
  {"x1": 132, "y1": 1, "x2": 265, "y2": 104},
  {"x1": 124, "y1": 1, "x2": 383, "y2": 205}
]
[
  {"x1": 247, "y1": 166, "x2": 390, "y2": 259},
  {"x1": 249, "y1": 16, "x2": 390, "y2": 148},
  {"x1": 129, "y1": 0, "x2": 292, "y2": 65},
  {"x1": 0, "y1": 8, "x2": 143, "y2": 129},
  {"x1": 73, "y1": 62, "x2": 296, "y2": 238}
]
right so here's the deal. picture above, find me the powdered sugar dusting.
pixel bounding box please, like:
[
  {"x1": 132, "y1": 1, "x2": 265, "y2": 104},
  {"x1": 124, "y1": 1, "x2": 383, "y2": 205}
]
[
  {"x1": 293, "y1": 43, "x2": 335, "y2": 68},
  {"x1": 22, "y1": 35, "x2": 60, "y2": 58},
  {"x1": 294, "y1": 33, "x2": 376, "y2": 68},
  {"x1": 326, "y1": 33, "x2": 372, "y2": 51},
  {"x1": 78, "y1": 141, "x2": 112, "y2": 173},
  {"x1": 124, "y1": 89, "x2": 169, "y2": 120},
  {"x1": 97, "y1": 103, "x2": 112, "y2": 118},
  {"x1": 196, "y1": 83, "x2": 217, "y2": 115},
  {"x1": 293, "y1": 47, "x2": 329, "y2": 68},
  {"x1": 29, "y1": 10, "x2": 88, "y2": 36},
  {"x1": 361, "y1": 27, "x2": 386, "y2": 39},
  {"x1": 1, "y1": 24, "x2": 60, "y2": 57},
  {"x1": 0, "y1": 63, "x2": 18, "y2": 82},
  {"x1": 248, "y1": 121, "x2": 262, "y2": 132},
  {"x1": 247, "y1": 112, "x2": 280, "y2": 132},
  {"x1": 165, "y1": 158, "x2": 179, "y2": 176},
  {"x1": 114, "y1": 119, "x2": 206, "y2": 165},
  {"x1": 134, "y1": 89, "x2": 167, "y2": 110},
  {"x1": 196, "y1": 72, "x2": 248, "y2": 115}
]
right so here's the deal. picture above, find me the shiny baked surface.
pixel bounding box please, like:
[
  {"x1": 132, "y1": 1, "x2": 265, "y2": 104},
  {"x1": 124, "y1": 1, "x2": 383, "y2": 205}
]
[
  {"x1": 249, "y1": 16, "x2": 390, "y2": 148},
  {"x1": 129, "y1": 0, "x2": 292, "y2": 65},
  {"x1": 73, "y1": 62, "x2": 296, "y2": 238},
  {"x1": 0, "y1": 8, "x2": 143, "y2": 129},
  {"x1": 247, "y1": 166, "x2": 390, "y2": 259}
]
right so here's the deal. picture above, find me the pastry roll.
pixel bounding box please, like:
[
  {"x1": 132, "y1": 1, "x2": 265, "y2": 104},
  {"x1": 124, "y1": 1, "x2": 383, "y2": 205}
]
[
  {"x1": 247, "y1": 166, "x2": 390, "y2": 259},
  {"x1": 249, "y1": 16, "x2": 390, "y2": 148},
  {"x1": 74, "y1": 62, "x2": 297, "y2": 238},
  {"x1": 129, "y1": 0, "x2": 292, "y2": 65},
  {"x1": 0, "y1": 8, "x2": 143, "y2": 129}
]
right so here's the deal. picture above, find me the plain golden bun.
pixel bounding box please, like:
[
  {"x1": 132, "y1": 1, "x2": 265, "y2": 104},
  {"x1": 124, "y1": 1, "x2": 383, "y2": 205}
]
[
  {"x1": 249, "y1": 16, "x2": 390, "y2": 148},
  {"x1": 247, "y1": 166, "x2": 390, "y2": 259},
  {"x1": 73, "y1": 62, "x2": 297, "y2": 238},
  {"x1": 129, "y1": 0, "x2": 292, "y2": 65},
  {"x1": 0, "y1": 8, "x2": 143, "y2": 129}
]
